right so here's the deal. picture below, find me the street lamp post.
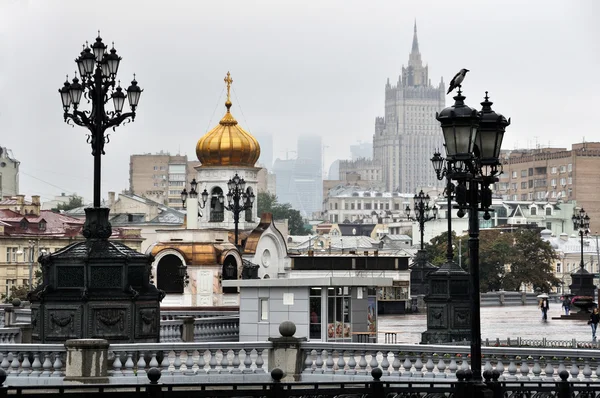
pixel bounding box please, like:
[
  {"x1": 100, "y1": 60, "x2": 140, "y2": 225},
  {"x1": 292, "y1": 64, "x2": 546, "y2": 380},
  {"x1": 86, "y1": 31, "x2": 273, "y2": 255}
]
[
  {"x1": 436, "y1": 88, "x2": 510, "y2": 388},
  {"x1": 59, "y1": 32, "x2": 142, "y2": 209},
  {"x1": 223, "y1": 173, "x2": 255, "y2": 247},
  {"x1": 572, "y1": 208, "x2": 591, "y2": 271},
  {"x1": 431, "y1": 153, "x2": 457, "y2": 264},
  {"x1": 27, "y1": 240, "x2": 36, "y2": 289},
  {"x1": 405, "y1": 190, "x2": 438, "y2": 250}
]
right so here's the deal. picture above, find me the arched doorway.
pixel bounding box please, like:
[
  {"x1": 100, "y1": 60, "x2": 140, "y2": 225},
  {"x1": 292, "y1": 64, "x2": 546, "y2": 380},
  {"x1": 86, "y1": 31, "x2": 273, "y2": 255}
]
[
  {"x1": 157, "y1": 254, "x2": 184, "y2": 294},
  {"x1": 222, "y1": 254, "x2": 238, "y2": 294}
]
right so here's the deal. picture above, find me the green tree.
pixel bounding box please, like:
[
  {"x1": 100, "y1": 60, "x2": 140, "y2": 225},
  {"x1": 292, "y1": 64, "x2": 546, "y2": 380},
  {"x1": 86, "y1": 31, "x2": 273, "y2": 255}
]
[
  {"x1": 256, "y1": 192, "x2": 310, "y2": 235},
  {"x1": 477, "y1": 230, "x2": 512, "y2": 292},
  {"x1": 502, "y1": 229, "x2": 560, "y2": 292},
  {"x1": 53, "y1": 194, "x2": 84, "y2": 212},
  {"x1": 423, "y1": 231, "x2": 468, "y2": 268}
]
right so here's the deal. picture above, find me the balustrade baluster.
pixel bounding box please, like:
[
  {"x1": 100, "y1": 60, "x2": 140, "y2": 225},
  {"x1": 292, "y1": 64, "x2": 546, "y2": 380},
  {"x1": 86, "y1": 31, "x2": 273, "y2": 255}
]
[
  {"x1": 149, "y1": 352, "x2": 159, "y2": 369},
  {"x1": 231, "y1": 349, "x2": 241, "y2": 374},
  {"x1": 436, "y1": 357, "x2": 447, "y2": 378},
  {"x1": 594, "y1": 360, "x2": 600, "y2": 380},
  {"x1": 380, "y1": 351, "x2": 390, "y2": 376},
  {"x1": 447, "y1": 356, "x2": 457, "y2": 379},
  {"x1": 255, "y1": 349, "x2": 265, "y2": 373},
  {"x1": 303, "y1": 350, "x2": 314, "y2": 374},
  {"x1": 172, "y1": 350, "x2": 183, "y2": 374},
  {"x1": 111, "y1": 351, "x2": 123, "y2": 377},
  {"x1": 208, "y1": 349, "x2": 218, "y2": 374},
  {"x1": 424, "y1": 355, "x2": 435, "y2": 379},
  {"x1": 123, "y1": 352, "x2": 135, "y2": 376},
  {"x1": 557, "y1": 361, "x2": 567, "y2": 379},
  {"x1": 391, "y1": 352, "x2": 401, "y2": 377},
  {"x1": 357, "y1": 351, "x2": 368, "y2": 375},
  {"x1": 30, "y1": 352, "x2": 42, "y2": 377},
  {"x1": 324, "y1": 350, "x2": 334, "y2": 374},
  {"x1": 543, "y1": 362, "x2": 554, "y2": 380},
  {"x1": 401, "y1": 356, "x2": 412, "y2": 378},
  {"x1": 159, "y1": 324, "x2": 165, "y2": 342},
  {"x1": 161, "y1": 350, "x2": 171, "y2": 375},
  {"x1": 506, "y1": 359, "x2": 518, "y2": 380},
  {"x1": 220, "y1": 349, "x2": 230, "y2": 373},
  {"x1": 519, "y1": 360, "x2": 530, "y2": 381},
  {"x1": 184, "y1": 350, "x2": 195, "y2": 375},
  {"x1": 197, "y1": 349, "x2": 206, "y2": 374},
  {"x1": 8, "y1": 352, "x2": 20, "y2": 376},
  {"x1": 194, "y1": 323, "x2": 201, "y2": 342},
  {"x1": 346, "y1": 350, "x2": 357, "y2": 375},
  {"x1": 314, "y1": 350, "x2": 324, "y2": 374},
  {"x1": 531, "y1": 359, "x2": 542, "y2": 381},
  {"x1": 20, "y1": 352, "x2": 31, "y2": 377},
  {"x1": 569, "y1": 362, "x2": 579, "y2": 380},
  {"x1": 52, "y1": 352, "x2": 63, "y2": 378},
  {"x1": 243, "y1": 349, "x2": 253, "y2": 374},
  {"x1": 41, "y1": 352, "x2": 52, "y2": 377},
  {"x1": 582, "y1": 361, "x2": 592, "y2": 381},
  {"x1": 413, "y1": 357, "x2": 424, "y2": 378},
  {"x1": 368, "y1": 351, "x2": 379, "y2": 373},
  {"x1": 335, "y1": 350, "x2": 346, "y2": 374},
  {"x1": 137, "y1": 351, "x2": 148, "y2": 377},
  {"x1": 495, "y1": 359, "x2": 505, "y2": 380}
]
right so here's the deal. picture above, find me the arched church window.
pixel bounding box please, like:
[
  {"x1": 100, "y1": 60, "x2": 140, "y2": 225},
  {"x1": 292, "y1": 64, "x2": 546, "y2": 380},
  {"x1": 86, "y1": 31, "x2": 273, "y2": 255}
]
[
  {"x1": 222, "y1": 255, "x2": 238, "y2": 294},
  {"x1": 210, "y1": 187, "x2": 224, "y2": 222},
  {"x1": 157, "y1": 254, "x2": 184, "y2": 294},
  {"x1": 245, "y1": 187, "x2": 253, "y2": 222}
]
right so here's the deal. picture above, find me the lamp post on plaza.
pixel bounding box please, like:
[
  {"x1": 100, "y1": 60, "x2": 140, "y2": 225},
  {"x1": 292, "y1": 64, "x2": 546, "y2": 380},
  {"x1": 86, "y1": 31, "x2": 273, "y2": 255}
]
[
  {"x1": 431, "y1": 152, "x2": 457, "y2": 265},
  {"x1": 59, "y1": 32, "x2": 142, "y2": 209},
  {"x1": 436, "y1": 88, "x2": 510, "y2": 387},
  {"x1": 572, "y1": 208, "x2": 590, "y2": 271},
  {"x1": 405, "y1": 190, "x2": 438, "y2": 250},
  {"x1": 224, "y1": 173, "x2": 255, "y2": 248},
  {"x1": 27, "y1": 240, "x2": 36, "y2": 289},
  {"x1": 180, "y1": 178, "x2": 209, "y2": 210}
]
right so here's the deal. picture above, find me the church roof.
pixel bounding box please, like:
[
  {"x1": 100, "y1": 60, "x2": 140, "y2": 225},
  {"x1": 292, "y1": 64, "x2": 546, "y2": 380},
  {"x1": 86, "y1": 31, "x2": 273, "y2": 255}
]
[{"x1": 196, "y1": 72, "x2": 260, "y2": 167}]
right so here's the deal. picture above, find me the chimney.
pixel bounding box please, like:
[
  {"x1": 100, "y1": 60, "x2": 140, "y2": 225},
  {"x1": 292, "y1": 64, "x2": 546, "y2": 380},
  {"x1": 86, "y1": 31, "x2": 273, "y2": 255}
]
[
  {"x1": 31, "y1": 195, "x2": 40, "y2": 205},
  {"x1": 16, "y1": 195, "x2": 24, "y2": 205},
  {"x1": 108, "y1": 192, "x2": 116, "y2": 207}
]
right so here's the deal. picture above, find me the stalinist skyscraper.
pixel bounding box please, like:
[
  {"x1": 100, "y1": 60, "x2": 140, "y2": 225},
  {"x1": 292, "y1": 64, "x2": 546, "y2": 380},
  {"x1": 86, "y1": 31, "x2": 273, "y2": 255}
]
[{"x1": 373, "y1": 23, "x2": 445, "y2": 193}]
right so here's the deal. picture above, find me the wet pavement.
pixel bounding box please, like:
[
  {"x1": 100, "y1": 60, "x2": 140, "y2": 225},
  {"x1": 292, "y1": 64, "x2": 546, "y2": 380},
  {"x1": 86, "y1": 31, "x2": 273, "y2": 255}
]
[{"x1": 378, "y1": 305, "x2": 596, "y2": 345}]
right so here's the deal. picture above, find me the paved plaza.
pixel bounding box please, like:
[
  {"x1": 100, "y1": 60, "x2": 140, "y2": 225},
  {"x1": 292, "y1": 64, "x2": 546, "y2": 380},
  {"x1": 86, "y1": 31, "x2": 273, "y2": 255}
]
[{"x1": 379, "y1": 305, "x2": 596, "y2": 344}]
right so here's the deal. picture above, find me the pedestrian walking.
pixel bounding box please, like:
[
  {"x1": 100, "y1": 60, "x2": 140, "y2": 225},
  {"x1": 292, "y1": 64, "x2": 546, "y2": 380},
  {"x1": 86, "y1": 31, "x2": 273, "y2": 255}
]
[
  {"x1": 562, "y1": 296, "x2": 571, "y2": 316},
  {"x1": 589, "y1": 308, "x2": 600, "y2": 340},
  {"x1": 539, "y1": 298, "x2": 549, "y2": 321}
]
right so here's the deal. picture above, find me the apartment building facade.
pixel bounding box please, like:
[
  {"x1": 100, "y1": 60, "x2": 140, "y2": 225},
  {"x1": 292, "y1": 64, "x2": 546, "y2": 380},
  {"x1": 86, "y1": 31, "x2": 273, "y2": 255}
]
[{"x1": 496, "y1": 142, "x2": 600, "y2": 225}]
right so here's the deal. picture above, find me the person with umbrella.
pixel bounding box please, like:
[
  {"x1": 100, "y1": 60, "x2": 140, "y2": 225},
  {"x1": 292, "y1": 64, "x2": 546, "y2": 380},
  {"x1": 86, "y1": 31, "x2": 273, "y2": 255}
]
[{"x1": 538, "y1": 293, "x2": 550, "y2": 322}]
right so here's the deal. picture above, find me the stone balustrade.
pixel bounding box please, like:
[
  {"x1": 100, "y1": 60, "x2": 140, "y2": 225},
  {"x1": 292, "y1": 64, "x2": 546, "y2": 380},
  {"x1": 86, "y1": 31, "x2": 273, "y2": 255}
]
[
  {"x1": 300, "y1": 342, "x2": 600, "y2": 382},
  {"x1": 0, "y1": 337, "x2": 599, "y2": 386},
  {"x1": 158, "y1": 316, "x2": 240, "y2": 343}
]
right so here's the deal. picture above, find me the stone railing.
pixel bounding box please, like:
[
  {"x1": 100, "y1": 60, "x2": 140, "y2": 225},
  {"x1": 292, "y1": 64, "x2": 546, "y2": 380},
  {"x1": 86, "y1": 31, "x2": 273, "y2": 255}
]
[
  {"x1": 160, "y1": 309, "x2": 238, "y2": 321},
  {"x1": 159, "y1": 316, "x2": 240, "y2": 342},
  {"x1": 300, "y1": 341, "x2": 600, "y2": 382}
]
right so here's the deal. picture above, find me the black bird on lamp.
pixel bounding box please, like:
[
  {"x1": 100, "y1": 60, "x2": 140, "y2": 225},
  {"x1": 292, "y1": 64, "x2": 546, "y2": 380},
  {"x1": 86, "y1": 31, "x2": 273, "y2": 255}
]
[{"x1": 447, "y1": 68, "x2": 469, "y2": 94}]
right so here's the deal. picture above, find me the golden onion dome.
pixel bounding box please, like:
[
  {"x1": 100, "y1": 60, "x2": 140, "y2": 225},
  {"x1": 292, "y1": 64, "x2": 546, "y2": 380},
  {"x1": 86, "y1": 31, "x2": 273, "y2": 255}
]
[{"x1": 196, "y1": 72, "x2": 260, "y2": 167}]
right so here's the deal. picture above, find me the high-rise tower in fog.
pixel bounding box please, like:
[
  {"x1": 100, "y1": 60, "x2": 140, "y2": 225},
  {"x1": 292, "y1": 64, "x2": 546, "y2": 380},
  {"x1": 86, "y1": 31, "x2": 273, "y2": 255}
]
[{"x1": 373, "y1": 22, "x2": 445, "y2": 193}]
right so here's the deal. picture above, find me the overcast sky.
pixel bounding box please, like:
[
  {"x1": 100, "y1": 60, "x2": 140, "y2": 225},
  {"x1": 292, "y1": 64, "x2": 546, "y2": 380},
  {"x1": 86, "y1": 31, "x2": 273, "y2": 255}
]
[{"x1": 0, "y1": 0, "x2": 598, "y2": 204}]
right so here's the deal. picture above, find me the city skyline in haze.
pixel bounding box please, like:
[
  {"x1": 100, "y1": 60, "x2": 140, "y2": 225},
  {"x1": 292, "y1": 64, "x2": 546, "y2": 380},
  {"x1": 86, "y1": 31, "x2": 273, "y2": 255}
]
[{"x1": 0, "y1": 0, "x2": 598, "y2": 203}]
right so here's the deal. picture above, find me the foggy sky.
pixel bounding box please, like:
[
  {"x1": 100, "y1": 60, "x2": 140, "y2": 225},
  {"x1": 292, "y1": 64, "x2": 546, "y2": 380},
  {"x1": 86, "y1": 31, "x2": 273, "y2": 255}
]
[{"x1": 0, "y1": 0, "x2": 598, "y2": 204}]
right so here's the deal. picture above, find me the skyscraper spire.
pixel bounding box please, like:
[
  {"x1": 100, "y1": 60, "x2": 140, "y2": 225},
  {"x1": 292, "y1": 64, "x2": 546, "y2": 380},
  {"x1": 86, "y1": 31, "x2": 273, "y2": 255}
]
[{"x1": 411, "y1": 19, "x2": 419, "y2": 54}]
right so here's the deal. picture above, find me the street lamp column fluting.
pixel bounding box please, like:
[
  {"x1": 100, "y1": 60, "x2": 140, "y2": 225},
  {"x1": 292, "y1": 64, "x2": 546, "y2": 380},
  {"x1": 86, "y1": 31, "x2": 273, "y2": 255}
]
[
  {"x1": 223, "y1": 173, "x2": 255, "y2": 247},
  {"x1": 436, "y1": 88, "x2": 510, "y2": 387},
  {"x1": 572, "y1": 208, "x2": 591, "y2": 270}
]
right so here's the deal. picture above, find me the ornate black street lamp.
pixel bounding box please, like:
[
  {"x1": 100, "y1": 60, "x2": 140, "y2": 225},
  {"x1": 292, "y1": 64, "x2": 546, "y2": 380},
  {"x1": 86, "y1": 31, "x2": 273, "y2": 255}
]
[
  {"x1": 181, "y1": 178, "x2": 209, "y2": 209},
  {"x1": 224, "y1": 173, "x2": 255, "y2": 247},
  {"x1": 431, "y1": 152, "x2": 457, "y2": 265},
  {"x1": 59, "y1": 32, "x2": 142, "y2": 208},
  {"x1": 573, "y1": 208, "x2": 591, "y2": 270},
  {"x1": 437, "y1": 89, "x2": 510, "y2": 387},
  {"x1": 405, "y1": 190, "x2": 438, "y2": 250}
]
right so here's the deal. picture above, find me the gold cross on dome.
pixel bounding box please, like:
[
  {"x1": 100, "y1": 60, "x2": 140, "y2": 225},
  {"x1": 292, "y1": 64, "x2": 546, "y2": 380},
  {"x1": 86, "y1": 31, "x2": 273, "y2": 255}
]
[{"x1": 224, "y1": 72, "x2": 233, "y2": 102}]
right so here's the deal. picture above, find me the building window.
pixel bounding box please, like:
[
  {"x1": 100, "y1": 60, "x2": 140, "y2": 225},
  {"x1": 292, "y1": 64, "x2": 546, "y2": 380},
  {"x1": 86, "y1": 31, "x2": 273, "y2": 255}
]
[
  {"x1": 545, "y1": 207, "x2": 552, "y2": 216},
  {"x1": 559, "y1": 165, "x2": 566, "y2": 173},
  {"x1": 309, "y1": 287, "x2": 322, "y2": 340},
  {"x1": 556, "y1": 263, "x2": 561, "y2": 273},
  {"x1": 521, "y1": 182, "x2": 527, "y2": 189},
  {"x1": 568, "y1": 177, "x2": 572, "y2": 185},
  {"x1": 6, "y1": 247, "x2": 18, "y2": 263},
  {"x1": 568, "y1": 164, "x2": 572, "y2": 172},
  {"x1": 39, "y1": 221, "x2": 46, "y2": 231},
  {"x1": 551, "y1": 166, "x2": 557, "y2": 174},
  {"x1": 334, "y1": 203, "x2": 338, "y2": 210},
  {"x1": 260, "y1": 298, "x2": 268, "y2": 321},
  {"x1": 521, "y1": 170, "x2": 527, "y2": 177},
  {"x1": 546, "y1": 222, "x2": 552, "y2": 230},
  {"x1": 512, "y1": 171, "x2": 517, "y2": 179},
  {"x1": 530, "y1": 207, "x2": 537, "y2": 216},
  {"x1": 327, "y1": 286, "x2": 351, "y2": 341},
  {"x1": 357, "y1": 203, "x2": 361, "y2": 210}
]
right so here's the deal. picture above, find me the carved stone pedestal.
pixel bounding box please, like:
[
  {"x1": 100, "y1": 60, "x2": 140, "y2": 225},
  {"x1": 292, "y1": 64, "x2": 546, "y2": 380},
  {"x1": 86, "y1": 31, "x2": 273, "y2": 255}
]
[{"x1": 29, "y1": 208, "x2": 164, "y2": 343}]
